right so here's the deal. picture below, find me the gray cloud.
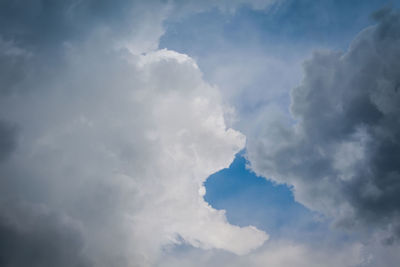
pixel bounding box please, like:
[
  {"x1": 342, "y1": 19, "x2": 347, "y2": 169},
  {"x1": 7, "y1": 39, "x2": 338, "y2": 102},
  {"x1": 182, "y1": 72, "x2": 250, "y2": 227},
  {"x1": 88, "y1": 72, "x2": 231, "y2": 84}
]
[
  {"x1": 247, "y1": 8, "x2": 400, "y2": 239},
  {"x1": 0, "y1": 0, "x2": 279, "y2": 54},
  {"x1": 0, "y1": 0, "x2": 154, "y2": 46},
  {"x1": 0, "y1": 120, "x2": 17, "y2": 162},
  {"x1": 0, "y1": 202, "x2": 91, "y2": 267},
  {"x1": 0, "y1": 1, "x2": 280, "y2": 266}
]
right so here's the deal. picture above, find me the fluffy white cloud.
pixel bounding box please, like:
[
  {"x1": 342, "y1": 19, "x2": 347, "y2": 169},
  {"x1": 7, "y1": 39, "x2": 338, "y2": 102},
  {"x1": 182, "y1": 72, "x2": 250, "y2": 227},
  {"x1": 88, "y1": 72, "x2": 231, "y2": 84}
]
[
  {"x1": 0, "y1": 34, "x2": 268, "y2": 266},
  {"x1": 159, "y1": 233, "x2": 400, "y2": 267},
  {"x1": 1, "y1": 1, "x2": 288, "y2": 265},
  {"x1": 158, "y1": 239, "x2": 367, "y2": 267}
]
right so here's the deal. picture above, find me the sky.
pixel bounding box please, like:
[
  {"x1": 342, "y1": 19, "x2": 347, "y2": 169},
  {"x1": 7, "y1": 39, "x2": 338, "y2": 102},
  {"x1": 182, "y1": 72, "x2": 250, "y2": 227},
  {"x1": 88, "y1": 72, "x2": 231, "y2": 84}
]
[{"x1": 1, "y1": 0, "x2": 400, "y2": 266}]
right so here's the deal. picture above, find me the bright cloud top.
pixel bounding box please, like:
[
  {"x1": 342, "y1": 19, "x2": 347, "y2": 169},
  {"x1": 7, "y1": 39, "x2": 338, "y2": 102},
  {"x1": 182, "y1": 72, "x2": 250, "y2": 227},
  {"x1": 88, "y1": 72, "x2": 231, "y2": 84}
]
[
  {"x1": 1, "y1": 1, "x2": 400, "y2": 267},
  {"x1": 0, "y1": 1, "x2": 275, "y2": 266},
  {"x1": 0, "y1": 33, "x2": 268, "y2": 267}
]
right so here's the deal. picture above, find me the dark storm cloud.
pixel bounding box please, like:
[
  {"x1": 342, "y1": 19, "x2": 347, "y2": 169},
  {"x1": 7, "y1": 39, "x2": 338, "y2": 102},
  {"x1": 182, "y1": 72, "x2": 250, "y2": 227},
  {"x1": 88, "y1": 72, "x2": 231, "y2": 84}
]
[
  {"x1": 0, "y1": 0, "x2": 117, "y2": 95},
  {"x1": 0, "y1": 202, "x2": 91, "y2": 267},
  {"x1": 0, "y1": 38, "x2": 32, "y2": 96},
  {"x1": 0, "y1": 0, "x2": 140, "y2": 48},
  {"x1": 0, "y1": 120, "x2": 17, "y2": 162},
  {"x1": 248, "y1": 8, "x2": 400, "y2": 239}
]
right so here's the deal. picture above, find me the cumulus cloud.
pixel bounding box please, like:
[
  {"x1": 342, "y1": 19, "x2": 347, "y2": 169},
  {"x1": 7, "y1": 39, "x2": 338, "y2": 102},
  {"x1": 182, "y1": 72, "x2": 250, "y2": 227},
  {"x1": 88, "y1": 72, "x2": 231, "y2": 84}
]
[
  {"x1": 0, "y1": 0, "x2": 284, "y2": 266},
  {"x1": 247, "y1": 7, "x2": 400, "y2": 240},
  {"x1": 158, "y1": 239, "x2": 366, "y2": 267},
  {"x1": 0, "y1": 39, "x2": 268, "y2": 266}
]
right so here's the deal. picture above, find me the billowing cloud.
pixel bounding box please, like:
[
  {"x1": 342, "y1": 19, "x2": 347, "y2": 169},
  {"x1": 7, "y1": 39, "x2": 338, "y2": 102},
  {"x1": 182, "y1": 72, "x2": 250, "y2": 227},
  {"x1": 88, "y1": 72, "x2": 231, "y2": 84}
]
[
  {"x1": 0, "y1": 39, "x2": 268, "y2": 266},
  {"x1": 158, "y1": 239, "x2": 367, "y2": 267},
  {"x1": 0, "y1": 1, "x2": 280, "y2": 266},
  {"x1": 5, "y1": 1, "x2": 400, "y2": 266},
  {"x1": 247, "y1": 7, "x2": 400, "y2": 240}
]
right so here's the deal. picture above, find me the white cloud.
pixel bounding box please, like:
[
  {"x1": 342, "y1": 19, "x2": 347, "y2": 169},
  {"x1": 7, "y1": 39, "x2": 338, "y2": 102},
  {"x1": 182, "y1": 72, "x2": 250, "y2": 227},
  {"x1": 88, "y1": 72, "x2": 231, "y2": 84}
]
[
  {"x1": 159, "y1": 239, "x2": 366, "y2": 267},
  {"x1": 0, "y1": 34, "x2": 267, "y2": 265},
  {"x1": 1, "y1": 1, "x2": 287, "y2": 265}
]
